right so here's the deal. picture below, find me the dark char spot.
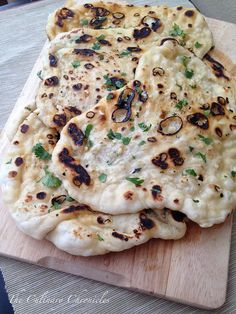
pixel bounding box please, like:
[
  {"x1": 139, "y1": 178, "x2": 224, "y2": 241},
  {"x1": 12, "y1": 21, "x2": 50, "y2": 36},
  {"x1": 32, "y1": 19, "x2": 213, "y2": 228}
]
[{"x1": 67, "y1": 123, "x2": 85, "y2": 146}]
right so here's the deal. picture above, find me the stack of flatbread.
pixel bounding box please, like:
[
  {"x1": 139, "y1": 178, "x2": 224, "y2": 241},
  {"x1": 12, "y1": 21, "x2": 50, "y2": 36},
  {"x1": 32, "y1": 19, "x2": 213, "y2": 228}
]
[{"x1": 1, "y1": 0, "x2": 236, "y2": 256}]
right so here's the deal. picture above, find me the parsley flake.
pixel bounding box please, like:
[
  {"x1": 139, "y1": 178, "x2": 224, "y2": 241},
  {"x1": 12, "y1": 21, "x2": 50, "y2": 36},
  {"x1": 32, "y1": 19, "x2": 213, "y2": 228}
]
[
  {"x1": 175, "y1": 99, "x2": 188, "y2": 110},
  {"x1": 66, "y1": 195, "x2": 75, "y2": 202},
  {"x1": 99, "y1": 173, "x2": 107, "y2": 183},
  {"x1": 198, "y1": 134, "x2": 213, "y2": 145},
  {"x1": 126, "y1": 177, "x2": 144, "y2": 186},
  {"x1": 6, "y1": 159, "x2": 12, "y2": 164},
  {"x1": 193, "y1": 199, "x2": 200, "y2": 203},
  {"x1": 204, "y1": 110, "x2": 210, "y2": 117},
  {"x1": 231, "y1": 171, "x2": 236, "y2": 178},
  {"x1": 52, "y1": 202, "x2": 61, "y2": 210},
  {"x1": 138, "y1": 122, "x2": 152, "y2": 132},
  {"x1": 194, "y1": 152, "x2": 207, "y2": 163},
  {"x1": 189, "y1": 146, "x2": 194, "y2": 152},
  {"x1": 32, "y1": 143, "x2": 52, "y2": 160},
  {"x1": 42, "y1": 166, "x2": 62, "y2": 188}
]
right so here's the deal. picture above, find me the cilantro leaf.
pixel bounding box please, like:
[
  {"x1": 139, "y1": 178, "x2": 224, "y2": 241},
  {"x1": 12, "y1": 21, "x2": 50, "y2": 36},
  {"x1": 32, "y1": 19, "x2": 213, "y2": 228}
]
[
  {"x1": 231, "y1": 171, "x2": 236, "y2": 178},
  {"x1": 126, "y1": 177, "x2": 144, "y2": 186},
  {"x1": 119, "y1": 49, "x2": 131, "y2": 57},
  {"x1": 98, "y1": 173, "x2": 107, "y2": 183},
  {"x1": 96, "y1": 34, "x2": 105, "y2": 41},
  {"x1": 195, "y1": 41, "x2": 202, "y2": 49},
  {"x1": 6, "y1": 159, "x2": 12, "y2": 164},
  {"x1": 42, "y1": 166, "x2": 62, "y2": 188},
  {"x1": 71, "y1": 61, "x2": 80, "y2": 68},
  {"x1": 181, "y1": 55, "x2": 191, "y2": 67},
  {"x1": 97, "y1": 234, "x2": 104, "y2": 241},
  {"x1": 122, "y1": 137, "x2": 131, "y2": 145},
  {"x1": 184, "y1": 168, "x2": 197, "y2": 177},
  {"x1": 85, "y1": 124, "x2": 93, "y2": 138},
  {"x1": 184, "y1": 68, "x2": 194, "y2": 79},
  {"x1": 198, "y1": 134, "x2": 213, "y2": 145},
  {"x1": 204, "y1": 110, "x2": 210, "y2": 117},
  {"x1": 175, "y1": 99, "x2": 188, "y2": 110},
  {"x1": 138, "y1": 122, "x2": 152, "y2": 132},
  {"x1": 189, "y1": 146, "x2": 194, "y2": 152},
  {"x1": 66, "y1": 195, "x2": 75, "y2": 202},
  {"x1": 169, "y1": 23, "x2": 185, "y2": 38},
  {"x1": 107, "y1": 129, "x2": 122, "y2": 140},
  {"x1": 138, "y1": 140, "x2": 146, "y2": 146},
  {"x1": 32, "y1": 143, "x2": 52, "y2": 160},
  {"x1": 52, "y1": 202, "x2": 61, "y2": 210},
  {"x1": 81, "y1": 19, "x2": 89, "y2": 26},
  {"x1": 193, "y1": 199, "x2": 199, "y2": 203},
  {"x1": 194, "y1": 152, "x2": 207, "y2": 163},
  {"x1": 92, "y1": 42, "x2": 101, "y2": 50}
]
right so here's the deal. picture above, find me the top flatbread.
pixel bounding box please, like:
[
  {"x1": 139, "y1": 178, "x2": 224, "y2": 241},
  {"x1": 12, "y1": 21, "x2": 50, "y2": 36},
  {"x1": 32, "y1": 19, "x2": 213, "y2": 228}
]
[
  {"x1": 46, "y1": 1, "x2": 213, "y2": 59},
  {"x1": 52, "y1": 40, "x2": 236, "y2": 227},
  {"x1": 1, "y1": 110, "x2": 186, "y2": 256}
]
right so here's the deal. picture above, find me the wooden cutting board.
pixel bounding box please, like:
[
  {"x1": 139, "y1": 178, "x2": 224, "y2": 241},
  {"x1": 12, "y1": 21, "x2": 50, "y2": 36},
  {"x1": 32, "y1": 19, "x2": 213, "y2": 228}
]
[{"x1": 0, "y1": 11, "x2": 236, "y2": 309}]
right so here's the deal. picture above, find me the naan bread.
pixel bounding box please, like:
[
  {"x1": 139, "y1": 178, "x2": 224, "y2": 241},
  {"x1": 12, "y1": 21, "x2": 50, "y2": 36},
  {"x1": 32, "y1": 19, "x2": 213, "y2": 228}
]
[
  {"x1": 1, "y1": 110, "x2": 186, "y2": 256},
  {"x1": 46, "y1": 1, "x2": 213, "y2": 59},
  {"x1": 52, "y1": 40, "x2": 236, "y2": 227},
  {"x1": 36, "y1": 27, "x2": 159, "y2": 128}
]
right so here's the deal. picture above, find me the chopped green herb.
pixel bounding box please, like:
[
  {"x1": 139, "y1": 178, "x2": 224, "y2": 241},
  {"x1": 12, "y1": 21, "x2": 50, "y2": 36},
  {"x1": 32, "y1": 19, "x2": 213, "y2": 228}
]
[
  {"x1": 66, "y1": 195, "x2": 75, "y2": 202},
  {"x1": 97, "y1": 234, "x2": 104, "y2": 241},
  {"x1": 52, "y1": 202, "x2": 61, "y2": 210},
  {"x1": 119, "y1": 49, "x2": 131, "y2": 57},
  {"x1": 194, "y1": 152, "x2": 207, "y2": 163},
  {"x1": 42, "y1": 166, "x2": 62, "y2": 188},
  {"x1": 195, "y1": 41, "x2": 202, "y2": 49},
  {"x1": 126, "y1": 177, "x2": 144, "y2": 186},
  {"x1": 175, "y1": 98, "x2": 188, "y2": 110},
  {"x1": 115, "y1": 80, "x2": 125, "y2": 89},
  {"x1": 81, "y1": 19, "x2": 89, "y2": 26},
  {"x1": 231, "y1": 171, "x2": 236, "y2": 178},
  {"x1": 122, "y1": 137, "x2": 131, "y2": 145},
  {"x1": 193, "y1": 199, "x2": 199, "y2": 203},
  {"x1": 107, "y1": 129, "x2": 122, "y2": 140},
  {"x1": 138, "y1": 122, "x2": 152, "y2": 132},
  {"x1": 98, "y1": 54, "x2": 104, "y2": 60},
  {"x1": 103, "y1": 74, "x2": 125, "y2": 90},
  {"x1": 198, "y1": 134, "x2": 213, "y2": 145},
  {"x1": 169, "y1": 23, "x2": 185, "y2": 38},
  {"x1": 87, "y1": 140, "x2": 94, "y2": 148},
  {"x1": 181, "y1": 55, "x2": 191, "y2": 67},
  {"x1": 37, "y1": 70, "x2": 43, "y2": 80},
  {"x1": 190, "y1": 84, "x2": 197, "y2": 89},
  {"x1": 32, "y1": 143, "x2": 52, "y2": 160},
  {"x1": 85, "y1": 124, "x2": 93, "y2": 138},
  {"x1": 184, "y1": 68, "x2": 194, "y2": 79},
  {"x1": 132, "y1": 155, "x2": 136, "y2": 159},
  {"x1": 99, "y1": 173, "x2": 107, "y2": 183},
  {"x1": 92, "y1": 42, "x2": 101, "y2": 50},
  {"x1": 121, "y1": 72, "x2": 127, "y2": 77},
  {"x1": 96, "y1": 34, "x2": 105, "y2": 41},
  {"x1": 6, "y1": 159, "x2": 12, "y2": 164},
  {"x1": 138, "y1": 140, "x2": 146, "y2": 146},
  {"x1": 184, "y1": 168, "x2": 197, "y2": 177},
  {"x1": 71, "y1": 61, "x2": 81, "y2": 68},
  {"x1": 189, "y1": 146, "x2": 194, "y2": 152},
  {"x1": 106, "y1": 93, "x2": 114, "y2": 100},
  {"x1": 130, "y1": 126, "x2": 135, "y2": 132},
  {"x1": 204, "y1": 110, "x2": 210, "y2": 117}
]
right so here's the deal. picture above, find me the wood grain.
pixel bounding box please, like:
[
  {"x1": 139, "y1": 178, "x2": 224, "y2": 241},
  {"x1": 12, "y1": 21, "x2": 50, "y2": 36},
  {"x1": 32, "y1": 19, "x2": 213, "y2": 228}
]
[{"x1": 0, "y1": 16, "x2": 235, "y2": 310}]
